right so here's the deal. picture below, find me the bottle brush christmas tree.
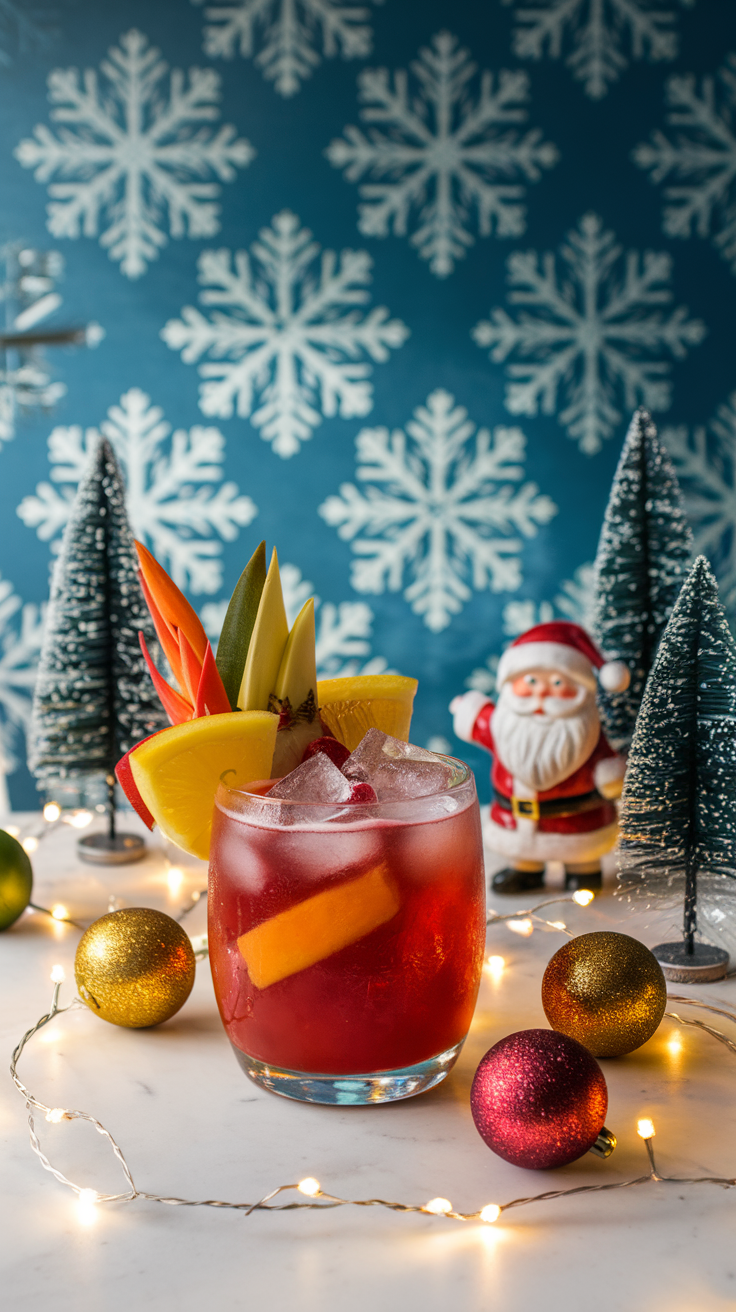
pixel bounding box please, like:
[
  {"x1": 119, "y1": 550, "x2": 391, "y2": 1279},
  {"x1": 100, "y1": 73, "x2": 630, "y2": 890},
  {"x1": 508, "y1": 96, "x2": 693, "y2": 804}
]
[
  {"x1": 593, "y1": 409, "x2": 693, "y2": 752},
  {"x1": 618, "y1": 555, "x2": 736, "y2": 982},
  {"x1": 29, "y1": 438, "x2": 168, "y2": 863}
]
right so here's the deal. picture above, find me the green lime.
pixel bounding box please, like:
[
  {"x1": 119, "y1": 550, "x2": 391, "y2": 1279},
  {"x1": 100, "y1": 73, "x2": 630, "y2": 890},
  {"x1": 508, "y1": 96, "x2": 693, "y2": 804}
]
[{"x1": 0, "y1": 829, "x2": 33, "y2": 930}]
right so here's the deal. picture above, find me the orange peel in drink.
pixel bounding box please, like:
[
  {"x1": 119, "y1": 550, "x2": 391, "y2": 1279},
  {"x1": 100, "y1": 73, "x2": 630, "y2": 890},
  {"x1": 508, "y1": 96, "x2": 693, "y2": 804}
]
[{"x1": 237, "y1": 863, "x2": 400, "y2": 989}]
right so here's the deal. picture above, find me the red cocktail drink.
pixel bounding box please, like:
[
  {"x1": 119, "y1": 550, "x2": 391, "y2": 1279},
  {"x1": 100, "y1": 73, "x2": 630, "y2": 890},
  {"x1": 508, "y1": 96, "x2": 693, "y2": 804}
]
[{"x1": 208, "y1": 763, "x2": 485, "y2": 1103}]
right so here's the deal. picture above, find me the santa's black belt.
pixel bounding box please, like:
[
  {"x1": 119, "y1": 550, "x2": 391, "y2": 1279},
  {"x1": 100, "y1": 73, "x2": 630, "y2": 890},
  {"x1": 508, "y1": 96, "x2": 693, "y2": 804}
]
[{"x1": 494, "y1": 789, "x2": 605, "y2": 822}]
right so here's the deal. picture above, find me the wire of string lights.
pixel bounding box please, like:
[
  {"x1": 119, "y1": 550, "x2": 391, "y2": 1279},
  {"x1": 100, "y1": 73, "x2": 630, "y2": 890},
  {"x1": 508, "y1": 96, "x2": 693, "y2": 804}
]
[{"x1": 10, "y1": 890, "x2": 736, "y2": 1229}]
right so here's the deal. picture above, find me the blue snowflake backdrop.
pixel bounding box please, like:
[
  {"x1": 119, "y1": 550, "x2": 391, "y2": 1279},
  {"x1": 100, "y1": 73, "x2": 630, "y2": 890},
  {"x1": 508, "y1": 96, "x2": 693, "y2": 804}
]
[{"x1": 0, "y1": 0, "x2": 734, "y2": 810}]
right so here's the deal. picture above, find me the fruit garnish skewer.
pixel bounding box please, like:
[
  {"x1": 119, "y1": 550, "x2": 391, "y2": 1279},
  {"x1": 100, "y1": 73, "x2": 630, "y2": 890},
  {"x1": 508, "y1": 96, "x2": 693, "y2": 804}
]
[{"x1": 116, "y1": 540, "x2": 417, "y2": 859}]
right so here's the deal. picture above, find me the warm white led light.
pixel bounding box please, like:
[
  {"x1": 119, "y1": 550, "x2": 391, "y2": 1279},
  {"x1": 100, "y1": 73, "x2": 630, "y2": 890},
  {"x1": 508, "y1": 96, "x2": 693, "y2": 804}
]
[
  {"x1": 297, "y1": 1177, "x2": 321, "y2": 1196},
  {"x1": 66, "y1": 810, "x2": 93, "y2": 829},
  {"x1": 46, "y1": 1107, "x2": 66, "y2": 1124},
  {"x1": 167, "y1": 867, "x2": 184, "y2": 895},
  {"x1": 572, "y1": 889, "x2": 595, "y2": 906},
  {"x1": 191, "y1": 890, "x2": 201, "y2": 902},
  {"x1": 43, "y1": 802, "x2": 61, "y2": 822},
  {"x1": 480, "y1": 1204, "x2": 501, "y2": 1224},
  {"x1": 484, "y1": 954, "x2": 505, "y2": 981},
  {"x1": 77, "y1": 1188, "x2": 98, "y2": 1225},
  {"x1": 50, "y1": 964, "x2": 66, "y2": 983},
  {"x1": 667, "y1": 1032, "x2": 683, "y2": 1056},
  {"x1": 424, "y1": 1197, "x2": 452, "y2": 1215},
  {"x1": 22, "y1": 836, "x2": 39, "y2": 854},
  {"x1": 637, "y1": 1118, "x2": 655, "y2": 1139},
  {"x1": 549, "y1": 920, "x2": 567, "y2": 931},
  {"x1": 38, "y1": 1027, "x2": 62, "y2": 1044},
  {"x1": 507, "y1": 918, "x2": 533, "y2": 937},
  {"x1": 51, "y1": 905, "x2": 68, "y2": 921},
  {"x1": 4, "y1": 824, "x2": 20, "y2": 838}
]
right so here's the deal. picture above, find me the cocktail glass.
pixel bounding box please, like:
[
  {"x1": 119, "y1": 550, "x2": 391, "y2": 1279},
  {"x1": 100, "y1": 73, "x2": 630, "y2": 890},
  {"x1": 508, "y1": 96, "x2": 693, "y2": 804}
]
[{"x1": 208, "y1": 759, "x2": 485, "y2": 1104}]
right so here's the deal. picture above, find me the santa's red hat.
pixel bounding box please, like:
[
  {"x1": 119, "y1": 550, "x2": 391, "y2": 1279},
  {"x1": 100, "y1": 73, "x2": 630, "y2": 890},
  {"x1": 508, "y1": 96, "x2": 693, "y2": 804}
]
[{"x1": 496, "y1": 622, "x2": 630, "y2": 693}]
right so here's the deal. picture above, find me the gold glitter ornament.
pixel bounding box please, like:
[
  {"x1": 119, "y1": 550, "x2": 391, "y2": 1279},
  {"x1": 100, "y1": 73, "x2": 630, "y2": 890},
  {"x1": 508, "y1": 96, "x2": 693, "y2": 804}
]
[
  {"x1": 541, "y1": 931, "x2": 667, "y2": 1058},
  {"x1": 75, "y1": 908, "x2": 196, "y2": 1028}
]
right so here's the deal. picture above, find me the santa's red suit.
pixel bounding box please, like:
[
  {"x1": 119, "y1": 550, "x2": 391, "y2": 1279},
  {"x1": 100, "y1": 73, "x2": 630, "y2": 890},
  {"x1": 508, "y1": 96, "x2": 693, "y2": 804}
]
[{"x1": 451, "y1": 623, "x2": 629, "y2": 868}]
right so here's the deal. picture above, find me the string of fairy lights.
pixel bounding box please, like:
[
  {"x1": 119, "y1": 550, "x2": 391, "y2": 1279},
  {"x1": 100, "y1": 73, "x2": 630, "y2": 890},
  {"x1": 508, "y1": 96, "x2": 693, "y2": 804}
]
[
  {"x1": 11, "y1": 803, "x2": 206, "y2": 930},
  {"x1": 9, "y1": 889, "x2": 736, "y2": 1230}
]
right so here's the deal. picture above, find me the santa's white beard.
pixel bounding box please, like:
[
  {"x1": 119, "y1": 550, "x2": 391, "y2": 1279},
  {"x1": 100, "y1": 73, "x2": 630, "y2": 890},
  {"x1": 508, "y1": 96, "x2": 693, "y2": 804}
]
[{"x1": 491, "y1": 686, "x2": 600, "y2": 794}]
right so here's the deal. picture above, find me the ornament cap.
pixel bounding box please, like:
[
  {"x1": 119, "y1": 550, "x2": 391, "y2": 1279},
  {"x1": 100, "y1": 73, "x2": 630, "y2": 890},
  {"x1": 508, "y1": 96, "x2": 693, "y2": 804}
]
[{"x1": 589, "y1": 1127, "x2": 617, "y2": 1159}]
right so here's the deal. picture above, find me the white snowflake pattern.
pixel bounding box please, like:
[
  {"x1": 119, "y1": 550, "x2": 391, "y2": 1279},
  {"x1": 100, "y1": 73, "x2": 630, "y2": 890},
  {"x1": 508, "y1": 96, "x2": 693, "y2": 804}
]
[
  {"x1": 318, "y1": 388, "x2": 557, "y2": 634},
  {"x1": 662, "y1": 396, "x2": 736, "y2": 614},
  {"x1": 465, "y1": 652, "x2": 499, "y2": 696},
  {"x1": 502, "y1": 561, "x2": 596, "y2": 636},
  {"x1": 14, "y1": 29, "x2": 254, "y2": 279},
  {"x1": 472, "y1": 212, "x2": 706, "y2": 456},
  {"x1": 161, "y1": 210, "x2": 408, "y2": 458},
  {"x1": 500, "y1": 0, "x2": 693, "y2": 101},
  {"x1": 191, "y1": 0, "x2": 382, "y2": 98},
  {"x1": 0, "y1": 573, "x2": 45, "y2": 810},
  {"x1": 201, "y1": 561, "x2": 390, "y2": 676},
  {"x1": 634, "y1": 54, "x2": 736, "y2": 275},
  {"x1": 465, "y1": 562, "x2": 595, "y2": 692},
  {"x1": 325, "y1": 30, "x2": 559, "y2": 279},
  {"x1": 16, "y1": 388, "x2": 257, "y2": 595}
]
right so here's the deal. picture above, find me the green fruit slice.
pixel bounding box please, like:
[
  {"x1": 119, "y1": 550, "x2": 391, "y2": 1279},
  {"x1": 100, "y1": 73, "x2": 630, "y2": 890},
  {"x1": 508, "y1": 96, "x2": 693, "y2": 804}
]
[{"x1": 215, "y1": 540, "x2": 267, "y2": 711}]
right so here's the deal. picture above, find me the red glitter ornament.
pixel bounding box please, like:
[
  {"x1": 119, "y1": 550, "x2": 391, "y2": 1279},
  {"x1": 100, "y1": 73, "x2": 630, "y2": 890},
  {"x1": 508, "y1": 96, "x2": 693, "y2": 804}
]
[{"x1": 470, "y1": 1029, "x2": 608, "y2": 1170}]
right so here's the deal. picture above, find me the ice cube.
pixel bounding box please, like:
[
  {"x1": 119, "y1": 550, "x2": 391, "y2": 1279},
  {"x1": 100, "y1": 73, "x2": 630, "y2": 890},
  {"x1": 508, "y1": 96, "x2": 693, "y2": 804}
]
[
  {"x1": 267, "y1": 752, "x2": 353, "y2": 804},
  {"x1": 343, "y1": 727, "x2": 456, "y2": 801}
]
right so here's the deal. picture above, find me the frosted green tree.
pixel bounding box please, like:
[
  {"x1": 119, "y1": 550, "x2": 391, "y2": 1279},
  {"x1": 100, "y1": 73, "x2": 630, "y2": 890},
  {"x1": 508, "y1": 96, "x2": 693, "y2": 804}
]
[
  {"x1": 29, "y1": 438, "x2": 167, "y2": 837},
  {"x1": 593, "y1": 408, "x2": 692, "y2": 752},
  {"x1": 618, "y1": 557, "x2": 736, "y2": 961}
]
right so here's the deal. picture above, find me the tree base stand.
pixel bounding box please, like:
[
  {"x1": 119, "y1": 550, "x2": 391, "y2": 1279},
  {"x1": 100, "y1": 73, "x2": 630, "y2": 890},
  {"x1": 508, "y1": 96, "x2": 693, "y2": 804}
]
[
  {"x1": 653, "y1": 940, "x2": 729, "y2": 984},
  {"x1": 77, "y1": 833, "x2": 146, "y2": 866}
]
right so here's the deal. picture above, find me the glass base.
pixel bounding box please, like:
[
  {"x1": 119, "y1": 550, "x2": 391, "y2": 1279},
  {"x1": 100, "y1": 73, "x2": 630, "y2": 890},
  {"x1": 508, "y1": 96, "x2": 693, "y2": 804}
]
[{"x1": 231, "y1": 1040, "x2": 465, "y2": 1104}]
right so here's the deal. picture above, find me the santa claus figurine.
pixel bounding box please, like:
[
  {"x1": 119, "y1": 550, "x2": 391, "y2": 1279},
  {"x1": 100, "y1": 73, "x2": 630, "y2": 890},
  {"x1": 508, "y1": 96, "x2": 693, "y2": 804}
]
[{"x1": 450, "y1": 622, "x2": 630, "y2": 895}]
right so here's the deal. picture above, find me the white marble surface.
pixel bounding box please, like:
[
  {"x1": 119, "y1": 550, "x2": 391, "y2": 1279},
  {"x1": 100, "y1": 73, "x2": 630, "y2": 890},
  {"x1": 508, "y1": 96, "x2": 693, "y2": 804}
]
[{"x1": 2, "y1": 812, "x2": 736, "y2": 1312}]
